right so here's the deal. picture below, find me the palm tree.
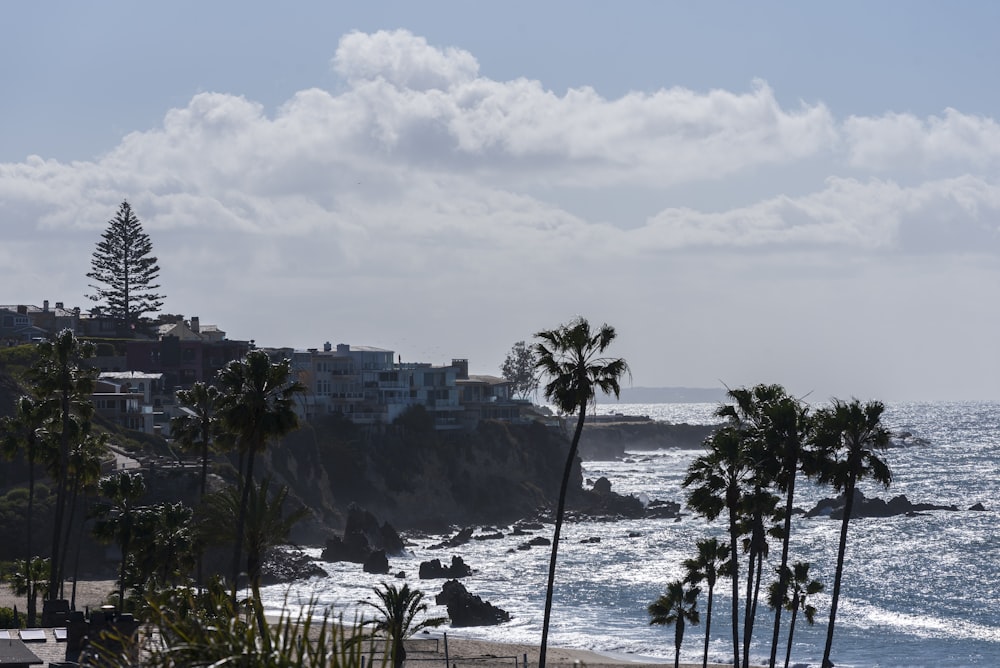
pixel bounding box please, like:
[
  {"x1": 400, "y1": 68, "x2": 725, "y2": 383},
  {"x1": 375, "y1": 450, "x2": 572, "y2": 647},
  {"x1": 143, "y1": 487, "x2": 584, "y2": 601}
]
[
  {"x1": 216, "y1": 350, "x2": 304, "y2": 603},
  {"x1": 29, "y1": 329, "x2": 97, "y2": 602},
  {"x1": 683, "y1": 425, "x2": 752, "y2": 668},
  {"x1": 360, "y1": 583, "x2": 447, "y2": 668},
  {"x1": 532, "y1": 317, "x2": 629, "y2": 668},
  {"x1": 172, "y1": 382, "x2": 221, "y2": 500},
  {"x1": 649, "y1": 579, "x2": 700, "y2": 668},
  {"x1": 683, "y1": 537, "x2": 730, "y2": 668},
  {"x1": 58, "y1": 427, "x2": 106, "y2": 599},
  {"x1": 128, "y1": 501, "x2": 197, "y2": 600},
  {"x1": 758, "y1": 391, "x2": 812, "y2": 668},
  {"x1": 202, "y1": 477, "x2": 308, "y2": 641},
  {"x1": 0, "y1": 394, "x2": 52, "y2": 625},
  {"x1": 4, "y1": 557, "x2": 50, "y2": 624},
  {"x1": 767, "y1": 562, "x2": 822, "y2": 668},
  {"x1": 811, "y1": 398, "x2": 892, "y2": 668},
  {"x1": 172, "y1": 381, "x2": 221, "y2": 591},
  {"x1": 92, "y1": 470, "x2": 147, "y2": 610}
]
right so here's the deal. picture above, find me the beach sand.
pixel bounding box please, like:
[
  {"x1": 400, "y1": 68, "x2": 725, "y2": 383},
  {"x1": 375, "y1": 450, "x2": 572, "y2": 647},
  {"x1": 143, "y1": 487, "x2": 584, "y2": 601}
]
[{"x1": 0, "y1": 580, "x2": 730, "y2": 667}]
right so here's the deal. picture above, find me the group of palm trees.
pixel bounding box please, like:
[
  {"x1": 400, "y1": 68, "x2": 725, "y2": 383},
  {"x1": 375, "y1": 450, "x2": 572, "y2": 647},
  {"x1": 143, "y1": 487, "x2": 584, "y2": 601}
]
[
  {"x1": 529, "y1": 317, "x2": 892, "y2": 668},
  {"x1": 1, "y1": 330, "x2": 308, "y2": 635},
  {"x1": 649, "y1": 386, "x2": 892, "y2": 668}
]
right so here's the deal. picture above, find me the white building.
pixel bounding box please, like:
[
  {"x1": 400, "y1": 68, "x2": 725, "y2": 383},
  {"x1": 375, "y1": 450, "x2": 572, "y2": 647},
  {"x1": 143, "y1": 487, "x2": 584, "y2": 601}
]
[{"x1": 290, "y1": 343, "x2": 464, "y2": 429}]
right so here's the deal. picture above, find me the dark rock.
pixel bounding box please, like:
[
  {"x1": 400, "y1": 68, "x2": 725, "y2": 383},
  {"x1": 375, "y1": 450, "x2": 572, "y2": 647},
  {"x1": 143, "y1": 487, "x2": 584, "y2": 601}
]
[
  {"x1": 517, "y1": 536, "x2": 551, "y2": 550},
  {"x1": 428, "y1": 527, "x2": 474, "y2": 550},
  {"x1": 580, "y1": 536, "x2": 601, "y2": 544},
  {"x1": 969, "y1": 503, "x2": 986, "y2": 511},
  {"x1": 395, "y1": 571, "x2": 406, "y2": 578},
  {"x1": 363, "y1": 550, "x2": 389, "y2": 575},
  {"x1": 260, "y1": 547, "x2": 327, "y2": 585},
  {"x1": 804, "y1": 490, "x2": 959, "y2": 520},
  {"x1": 321, "y1": 505, "x2": 405, "y2": 563},
  {"x1": 419, "y1": 556, "x2": 474, "y2": 579},
  {"x1": 628, "y1": 531, "x2": 643, "y2": 538},
  {"x1": 592, "y1": 476, "x2": 613, "y2": 494},
  {"x1": 645, "y1": 499, "x2": 682, "y2": 519},
  {"x1": 435, "y1": 580, "x2": 511, "y2": 627}
]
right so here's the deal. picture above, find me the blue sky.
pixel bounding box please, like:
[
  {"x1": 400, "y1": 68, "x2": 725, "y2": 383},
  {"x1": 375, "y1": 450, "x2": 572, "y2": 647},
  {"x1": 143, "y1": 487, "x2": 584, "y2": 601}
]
[{"x1": 3, "y1": 2, "x2": 1000, "y2": 401}]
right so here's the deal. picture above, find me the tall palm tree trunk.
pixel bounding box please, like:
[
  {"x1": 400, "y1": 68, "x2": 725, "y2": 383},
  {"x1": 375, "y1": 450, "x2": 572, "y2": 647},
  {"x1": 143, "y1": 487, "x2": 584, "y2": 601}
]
[
  {"x1": 48, "y1": 391, "x2": 71, "y2": 600},
  {"x1": 822, "y1": 479, "x2": 856, "y2": 668},
  {"x1": 117, "y1": 533, "x2": 130, "y2": 609},
  {"x1": 25, "y1": 459, "x2": 36, "y2": 625},
  {"x1": 58, "y1": 478, "x2": 82, "y2": 598},
  {"x1": 741, "y1": 545, "x2": 756, "y2": 668},
  {"x1": 769, "y1": 470, "x2": 797, "y2": 667},
  {"x1": 784, "y1": 592, "x2": 800, "y2": 668},
  {"x1": 727, "y1": 511, "x2": 741, "y2": 668},
  {"x1": 673, "y1": 616, "x2": 684, "y2": 668},
  {"x1": 538, "y1": 407, "x2": 586, "y2": 668},
  {"x1": 230, "y1": 449, "x2": 256, "y2": 603},
  {"x1": 702, "y1": 586, "x2": 714, "y2": 668}
]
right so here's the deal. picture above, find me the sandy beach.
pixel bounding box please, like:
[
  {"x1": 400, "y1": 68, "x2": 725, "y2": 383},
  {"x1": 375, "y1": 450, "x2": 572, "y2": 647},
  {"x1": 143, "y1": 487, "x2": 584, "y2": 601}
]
[{"x1": 0, "y1": 580, "x2": 730, "y2": 667}]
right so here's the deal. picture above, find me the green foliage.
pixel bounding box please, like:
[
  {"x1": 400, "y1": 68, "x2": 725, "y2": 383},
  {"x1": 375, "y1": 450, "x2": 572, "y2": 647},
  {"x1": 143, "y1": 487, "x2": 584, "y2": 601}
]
[
  {"x1": 360, "y1": 583, "x2": 446, "y2": 668},
  {"x1": 85, "y1": 200, "x2": 165, "y2": 329},
  {"x1": 0, "y1": 606, "x2": 20, "y2": 629},
  {"x1": 500, "y1": 340, "x2": 539, "y2": 400},
  {"x1": 93, "y1": 579, "x2": 383, "y2": 668},
  {"x1": 649, "y1": 579, "x2": 701, "y2": 668}
]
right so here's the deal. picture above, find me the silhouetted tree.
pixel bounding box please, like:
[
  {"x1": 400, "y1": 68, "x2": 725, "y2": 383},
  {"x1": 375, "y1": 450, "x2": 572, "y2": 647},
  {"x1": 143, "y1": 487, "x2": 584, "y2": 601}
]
[
  {"x1": 215, "y1": 350, "x2": 304, "y2": 604},
  {"x1": 29, "y1": 329, "x2": 96, "y2": 602},
  {"x1": 360, "y1": 583, "x2": 446, "y2": 668},
  {"x1": 93, "y1": 470, "x2": 147, "y2": 610},
  {"x1": 86, "y1": 200, "x2": 165, "y2": 332},
  {"x1": 768, "y1": 561, "x2": 823, "y2": 668},
  {"x1": 684, "y1": 537, "x2": 731, "y2": 668},
  {"x1": 0, "y1": 395, "x2": 51, "y2": 624},
  {"x1": 649, "y1": 579, "x2": 700, "y2": 668},
  {"x1": 683, "y1": 425, "x2": 753, "y2": 668},
  {"x1": 812, "y1": 399, "x2": 892, "y2": 668},
  {"x1": 500, "y1": 340, "x2": 539, "y2": 400},
  {"x1": 533, "y1": 316, "x2": 629, "y2": 668}
]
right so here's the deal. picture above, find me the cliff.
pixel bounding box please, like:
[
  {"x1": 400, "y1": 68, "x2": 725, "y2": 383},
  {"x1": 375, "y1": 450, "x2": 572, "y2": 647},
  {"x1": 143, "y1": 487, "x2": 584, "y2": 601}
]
[{"x1": 264, "y1": 410, "x2": 579, "y2": 535}]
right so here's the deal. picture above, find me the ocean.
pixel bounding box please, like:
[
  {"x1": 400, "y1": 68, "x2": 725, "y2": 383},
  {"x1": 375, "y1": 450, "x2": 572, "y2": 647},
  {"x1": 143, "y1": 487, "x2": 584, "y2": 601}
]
[{"x1": 261, "y1": 401, "x2": 1000, "y2": 667}]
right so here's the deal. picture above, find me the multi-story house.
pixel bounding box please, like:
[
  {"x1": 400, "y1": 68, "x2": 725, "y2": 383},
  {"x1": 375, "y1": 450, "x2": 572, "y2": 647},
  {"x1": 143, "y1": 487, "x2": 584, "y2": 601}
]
[
  {"x1": 93, "y1": 372, "x2": 166, "y2": 435},
  {"x1": 290, "y1": 343, "x2": 465, "y2": 429},
  {"x1": 124, "y1": 318, "x2": 250, "y2": 390},
  {"x1": 0, "y1": 301, "x2": 80, "y2": 343},
  {"x1": 290, "y1": 345, "x2": 529, "y2": 430}
]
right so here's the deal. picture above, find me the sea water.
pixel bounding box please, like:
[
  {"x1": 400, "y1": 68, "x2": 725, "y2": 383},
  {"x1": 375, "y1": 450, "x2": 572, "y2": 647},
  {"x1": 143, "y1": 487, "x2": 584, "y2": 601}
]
[{"x1": 261, "y1": 401, "x2": 1000, "y2": 667}]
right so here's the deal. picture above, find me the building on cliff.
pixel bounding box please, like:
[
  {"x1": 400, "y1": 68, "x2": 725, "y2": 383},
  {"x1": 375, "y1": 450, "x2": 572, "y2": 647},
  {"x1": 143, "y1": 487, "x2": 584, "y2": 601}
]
[{"x1": 286, "y1": 345, "x2": 529, "y2": 430}]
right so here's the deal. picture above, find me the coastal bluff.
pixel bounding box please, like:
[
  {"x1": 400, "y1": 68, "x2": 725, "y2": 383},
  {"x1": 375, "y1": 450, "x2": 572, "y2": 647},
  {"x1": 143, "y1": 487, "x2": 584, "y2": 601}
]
[{"x1": 265, "y1": 412, "x2": 580, "y2": 534}]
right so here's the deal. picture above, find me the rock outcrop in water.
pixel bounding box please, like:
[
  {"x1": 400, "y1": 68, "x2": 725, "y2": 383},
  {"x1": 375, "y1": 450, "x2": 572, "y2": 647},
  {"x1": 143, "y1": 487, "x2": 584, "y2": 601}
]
[
  {"x1": 435, "y1": 580, "x2": 511, "y2": 627},
  {"x1": 321, "y1": 504, "x2": 405, "y2": 563},
  {"x1": 419, "y1": 556, "x2": 473, "y2": 579},
  {"x1": 804, "y1": 489, "x2": 960, "y2": 519}
]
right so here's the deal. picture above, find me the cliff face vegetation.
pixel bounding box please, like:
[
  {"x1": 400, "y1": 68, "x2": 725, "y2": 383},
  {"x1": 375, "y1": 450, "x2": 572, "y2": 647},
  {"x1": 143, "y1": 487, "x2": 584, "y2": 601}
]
[{"x1": 265, "y1": 409, "x2": 578, "y2": 534}]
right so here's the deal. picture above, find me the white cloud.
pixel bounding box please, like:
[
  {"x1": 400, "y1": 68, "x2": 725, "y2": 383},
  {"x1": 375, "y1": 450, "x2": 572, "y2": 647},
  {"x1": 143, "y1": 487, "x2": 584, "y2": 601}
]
[
  {"x1": 640, "y1": 175, "x2": 1000, "y2": 252},
  {"x1": 845, "y1": 108, "x2": 1000, "y2": 172},
  {"x1": 4, "y1": 29, "x2": 1000, "y2": 399}
]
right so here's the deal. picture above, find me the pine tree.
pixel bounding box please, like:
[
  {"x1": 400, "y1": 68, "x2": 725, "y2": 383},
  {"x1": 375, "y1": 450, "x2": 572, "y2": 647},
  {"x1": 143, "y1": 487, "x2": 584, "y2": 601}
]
[{"x1": 86, "y1": 200, "x2": 165, "y2": 332}]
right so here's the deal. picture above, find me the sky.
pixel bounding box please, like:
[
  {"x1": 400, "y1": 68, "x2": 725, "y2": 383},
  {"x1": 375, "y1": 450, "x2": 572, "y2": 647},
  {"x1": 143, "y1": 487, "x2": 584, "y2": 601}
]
[{"x1": 3, "y1": 1, "x2": 1000, "y2": 402}]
